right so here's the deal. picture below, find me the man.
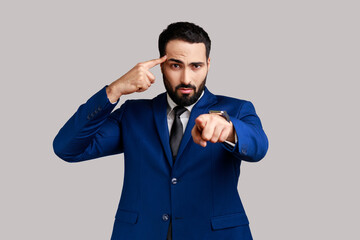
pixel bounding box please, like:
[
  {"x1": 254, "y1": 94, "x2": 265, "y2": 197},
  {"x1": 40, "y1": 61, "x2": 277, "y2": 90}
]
[{"x1": 53, "y1": 22, "x2": 268, "y2": 240}]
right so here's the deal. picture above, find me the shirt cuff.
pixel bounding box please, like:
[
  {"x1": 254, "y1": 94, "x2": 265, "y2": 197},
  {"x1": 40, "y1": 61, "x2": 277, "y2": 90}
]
[{"x1": 224, "y1": 131, "x2": 238, "y2": 148}]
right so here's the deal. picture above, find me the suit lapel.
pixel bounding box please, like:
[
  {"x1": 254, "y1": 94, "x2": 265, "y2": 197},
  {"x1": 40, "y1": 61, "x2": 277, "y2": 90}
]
[
  {"x1": 175, "y1": 88, "x2": 218, "y2": 165},
  {"x1": 152, "y1": 93, "x2": 173, "y2": 167}
]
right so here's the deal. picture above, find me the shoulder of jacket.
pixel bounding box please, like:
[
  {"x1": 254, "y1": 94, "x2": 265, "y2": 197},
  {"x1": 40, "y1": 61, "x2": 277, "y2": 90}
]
[{"x1": 214, "y1": 94, "x2": 249, "y2": 105}]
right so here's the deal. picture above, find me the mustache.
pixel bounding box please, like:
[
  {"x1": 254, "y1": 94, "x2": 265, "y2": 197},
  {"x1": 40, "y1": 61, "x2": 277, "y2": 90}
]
[{"x1": 175, "y1": 84, "x2": 196, "y2": 91}]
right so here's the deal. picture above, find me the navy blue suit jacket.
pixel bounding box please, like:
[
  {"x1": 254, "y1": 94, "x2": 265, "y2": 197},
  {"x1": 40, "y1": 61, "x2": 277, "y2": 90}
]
[{"x1": 53, "y1": 86, "x2": 268, "y2": 240}]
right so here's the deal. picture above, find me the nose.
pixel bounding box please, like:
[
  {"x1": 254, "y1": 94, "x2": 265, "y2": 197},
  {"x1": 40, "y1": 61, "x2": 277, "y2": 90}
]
[{"x1": 180, "y1": 68, "x2": 191, "y2": 85}]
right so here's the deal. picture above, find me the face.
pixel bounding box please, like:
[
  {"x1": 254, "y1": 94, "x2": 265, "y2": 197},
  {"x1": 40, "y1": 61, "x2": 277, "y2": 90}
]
[{"x1": 161, "y1": 39, "x2": 210, "y2": 106}]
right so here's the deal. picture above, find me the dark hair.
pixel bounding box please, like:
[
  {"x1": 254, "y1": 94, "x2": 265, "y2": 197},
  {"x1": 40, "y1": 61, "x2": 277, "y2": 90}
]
[{"x1": 158, "y1": 22, "x2": 211, "y2": 59}]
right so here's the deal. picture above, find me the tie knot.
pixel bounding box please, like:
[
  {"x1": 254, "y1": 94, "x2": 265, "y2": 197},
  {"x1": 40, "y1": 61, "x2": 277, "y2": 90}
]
[{"x1": 173, "y1": 106, "x2": 186, "y2": 117}]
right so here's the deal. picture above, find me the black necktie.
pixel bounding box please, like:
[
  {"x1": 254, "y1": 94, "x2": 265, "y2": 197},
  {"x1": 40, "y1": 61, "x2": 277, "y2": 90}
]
[{"x1": 170, "y1": 106, "x2": 186, "y2": 162}]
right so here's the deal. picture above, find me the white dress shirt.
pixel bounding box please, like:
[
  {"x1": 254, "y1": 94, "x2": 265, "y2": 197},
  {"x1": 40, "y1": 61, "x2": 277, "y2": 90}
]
[{"x1": 166, "y1": 93, "x2": 201, "y2": 134}]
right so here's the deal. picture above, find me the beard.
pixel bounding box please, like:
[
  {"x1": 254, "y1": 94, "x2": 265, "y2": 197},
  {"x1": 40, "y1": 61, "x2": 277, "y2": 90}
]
[{"x1": 163, "y1": 74, "x2": 207, "y2": 107}]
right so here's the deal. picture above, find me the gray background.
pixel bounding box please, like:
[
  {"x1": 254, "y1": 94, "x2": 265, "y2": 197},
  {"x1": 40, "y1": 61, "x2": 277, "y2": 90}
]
[{"x1": 1, "y1": 0, "x2": 359, "y2": 239}]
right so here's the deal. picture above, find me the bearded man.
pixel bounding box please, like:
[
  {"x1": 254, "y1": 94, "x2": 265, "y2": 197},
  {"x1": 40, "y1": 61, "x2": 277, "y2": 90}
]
[{"x1": 53, "y1": 22, "x2": 268, "y2": 240}]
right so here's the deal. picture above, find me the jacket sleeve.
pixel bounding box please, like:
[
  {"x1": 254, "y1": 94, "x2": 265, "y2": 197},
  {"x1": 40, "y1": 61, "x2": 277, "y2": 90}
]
[
  {"x1": 53, "y1": 86, "x2": 125, "y2": 162},
  {"x1": 224, "y1": 101, "x2": 269, "y2": 162}
]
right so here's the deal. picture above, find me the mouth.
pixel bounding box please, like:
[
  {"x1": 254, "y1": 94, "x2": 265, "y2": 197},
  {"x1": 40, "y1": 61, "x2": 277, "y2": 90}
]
[{"x1": 178, "y1": 88, "x2": 194, "y2": 94}]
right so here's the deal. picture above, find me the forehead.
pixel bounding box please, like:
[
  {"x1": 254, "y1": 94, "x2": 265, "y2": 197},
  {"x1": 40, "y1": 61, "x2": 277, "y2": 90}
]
[{"x1": 165, "y1": 40, "x2": 206, "y2": 61}]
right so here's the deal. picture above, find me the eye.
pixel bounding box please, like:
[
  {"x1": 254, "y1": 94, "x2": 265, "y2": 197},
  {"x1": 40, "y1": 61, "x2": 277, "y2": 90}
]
[
  {"x1": 193, "y1": 64, "x2": 201, "y2": 69},
  {"x1": 171, "y1": 64, "x2": 180, "y2": 69}
]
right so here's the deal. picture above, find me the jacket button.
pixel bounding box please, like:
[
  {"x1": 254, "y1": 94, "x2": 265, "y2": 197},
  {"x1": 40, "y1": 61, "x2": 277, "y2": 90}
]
[
  {"x1": 171, "y1": 178, "x2": 178, "y2": 185},
  {"x1": 162, "y1": 214, "x2": 169, "y2": 221}
]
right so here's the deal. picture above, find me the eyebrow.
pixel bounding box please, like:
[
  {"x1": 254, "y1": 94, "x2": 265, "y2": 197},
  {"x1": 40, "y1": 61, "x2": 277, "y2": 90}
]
[{"x1": 168, "y1": 58, "x2": 205, "y2": 65}]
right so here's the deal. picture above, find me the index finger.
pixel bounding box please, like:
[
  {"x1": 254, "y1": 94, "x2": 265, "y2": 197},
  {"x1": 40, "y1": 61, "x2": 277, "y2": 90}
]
[{"x1": 142, "y1": 55, "x2": 167, "y2": 69}]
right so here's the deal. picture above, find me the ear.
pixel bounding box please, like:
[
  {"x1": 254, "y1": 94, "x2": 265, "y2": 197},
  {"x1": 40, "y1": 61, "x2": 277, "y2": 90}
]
[{"x1": 207, "y1": 57, "x2": 211, "y2": 70}]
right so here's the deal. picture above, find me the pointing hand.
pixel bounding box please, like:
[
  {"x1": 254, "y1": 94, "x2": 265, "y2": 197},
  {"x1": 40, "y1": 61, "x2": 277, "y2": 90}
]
[{"x1": 191, "y1": 114, "x2": 235, "y2": 147}]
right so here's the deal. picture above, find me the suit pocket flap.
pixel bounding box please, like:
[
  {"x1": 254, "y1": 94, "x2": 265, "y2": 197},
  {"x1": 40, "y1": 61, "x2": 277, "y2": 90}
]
[
  {"x1": 115, "y1": 209, "x2": 138, "y2": 224},
  {"x1": 211, "y1": 212, "x2": 249, "y2": 230}
]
